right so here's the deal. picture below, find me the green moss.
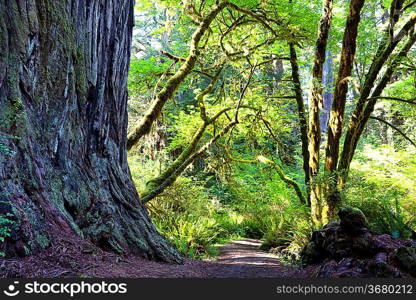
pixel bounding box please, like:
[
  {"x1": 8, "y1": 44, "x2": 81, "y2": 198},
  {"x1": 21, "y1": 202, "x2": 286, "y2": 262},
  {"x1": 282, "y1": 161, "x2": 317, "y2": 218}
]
[
  {"x1": 73, "y1": 46, "x2": 88, "y2": 96},
  {"x1": 23, "y1": 245, "x2": 30, "y2": 256},
  {"x1": 34, "y1": 232, "x2": 50, "y2": 249},
  {"x1": 48, "y1": 173, "x2": 83, "y2": 237}
]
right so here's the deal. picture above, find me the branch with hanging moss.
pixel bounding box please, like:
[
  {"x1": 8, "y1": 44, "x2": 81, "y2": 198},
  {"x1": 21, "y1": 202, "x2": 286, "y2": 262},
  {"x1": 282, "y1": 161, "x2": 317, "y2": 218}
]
[
  {"x1": 339, "y1": 11, "x2": 416, "y2": 173},
  {"x1": 140, "y1": 67, "x2": 256, "y2": 202},
  {"x1": 141, "y1": 120, "x2": 238, "y2": 203},
  {"x1": 306, "y1": 0, "x2": 334, "y2": 226},
  {"x1": 160, "y1": 50, "x2": 186, "y2": 62},
  {"x1": 324, "y1": 0, "x2": 365, "y2": 175},
  {"x1": 308, "y1": 0, "x2": 333, "y2": 179},
  {"x1": 127, "y1": 1, "x2": 301, "y2": 150},
  {"x1": 140, "y1": 67, "x2": 224, "y2": 198},
  {"x1": 127, "y1": 2, "x2": 231, "y2": 150}
]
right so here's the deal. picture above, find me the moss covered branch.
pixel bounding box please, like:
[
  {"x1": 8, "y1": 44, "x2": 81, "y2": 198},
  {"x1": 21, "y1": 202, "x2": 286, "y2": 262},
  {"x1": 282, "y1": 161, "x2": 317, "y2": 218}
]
[
  {"x1": 127, "y1": 2, "x2": 230, "y2": 150},
  {"x1": 230, "y1": 155, "x2": 306, "y2": 204},
  {"x1": 324, "y1": 0, "x2": 364, "y2": 174},
  {"x1": 141, "y1": 121, "x2": 238, "y2": 203},
  {"x1": 307, "y1": 0, "x2": 334, "y2": 226}
]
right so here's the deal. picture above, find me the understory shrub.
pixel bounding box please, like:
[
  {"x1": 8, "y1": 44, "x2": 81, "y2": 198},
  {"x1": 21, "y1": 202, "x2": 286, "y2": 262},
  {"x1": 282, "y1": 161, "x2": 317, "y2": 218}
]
[
  {"x1": 0, "y1": 212, "x2": 13, "y2": 257},
  {"x1": 345, "y1": 145, "x2": 416, "y2": 238}
]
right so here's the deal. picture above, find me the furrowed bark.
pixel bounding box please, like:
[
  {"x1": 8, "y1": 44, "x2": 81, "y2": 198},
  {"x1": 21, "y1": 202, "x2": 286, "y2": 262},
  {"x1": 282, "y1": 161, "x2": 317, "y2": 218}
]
[
  {"x1": 321, "y1": 0, "x2": 365, "y2": 222},
  {"x1": 308, "y1": 0, "x2": 333, "y2": 227},
  {"x1": 289, "y1": 43, "x2": 310, "y2": 204},
  {"x1": 0, "y1": 0, "x2": 182, "y2": 262}
]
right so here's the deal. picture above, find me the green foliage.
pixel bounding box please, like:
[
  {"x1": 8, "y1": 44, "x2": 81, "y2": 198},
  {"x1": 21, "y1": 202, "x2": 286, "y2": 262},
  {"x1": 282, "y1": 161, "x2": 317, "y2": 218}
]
[
  {"x1": 225, "y1": 162, "x2": 312, "y2": 257},
  {"x1": 0, "y1": 136, "x2": 16, "y2": 157},
  {"x1": 127, "y1": 0, "x2": 416, "y2": 266},
  {"x1": 129, "y1": 156, "x2": 234, "y2": 258},
  {"x1": 0, "y1": 209, "x2": 14, "y2": 257},
  {"x1": 345, "y1": 145, "x2": 416, "y2": 238},
  {"x1": 128, "y1": 151, "x2": 312, "y2": 259},
  {"x1": 146, "y1": 175, "x2": 241, "y2": 258}
]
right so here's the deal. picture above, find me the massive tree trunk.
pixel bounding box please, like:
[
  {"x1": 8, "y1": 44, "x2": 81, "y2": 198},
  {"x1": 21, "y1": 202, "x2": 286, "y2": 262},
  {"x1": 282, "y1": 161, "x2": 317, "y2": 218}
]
[{"x1": 0, "y1": 0, "x2": 182, "y2": 263}]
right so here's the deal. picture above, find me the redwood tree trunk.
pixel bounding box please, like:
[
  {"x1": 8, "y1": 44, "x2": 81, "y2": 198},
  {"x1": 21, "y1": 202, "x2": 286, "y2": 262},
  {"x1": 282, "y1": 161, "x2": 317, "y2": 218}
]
[{"x1": 0, "y1": 0, "x2": 182, "y2": 263}]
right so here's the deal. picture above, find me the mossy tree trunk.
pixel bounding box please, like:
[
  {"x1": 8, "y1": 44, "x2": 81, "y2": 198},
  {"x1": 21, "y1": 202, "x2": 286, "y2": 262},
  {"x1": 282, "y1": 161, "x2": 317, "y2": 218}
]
[
  {"x1": 0, "y1": 0, "x2": 182, "y2": 263},
  {"x1": 289, "y1": 43, "x2": 310, "y2": 204},
  {"x1": 322, "y1": 0, "x2": 365, "y2": 222},
  {"x1": 338, "y1": 10, "x2": 416, "y2": 183},
  {"x1": 307, "y1": 0, "x2": 333, "y2": 227}
]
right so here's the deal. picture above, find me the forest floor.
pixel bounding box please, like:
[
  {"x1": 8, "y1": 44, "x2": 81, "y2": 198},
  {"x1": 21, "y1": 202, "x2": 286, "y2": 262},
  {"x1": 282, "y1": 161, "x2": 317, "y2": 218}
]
[{"x1": 1, "y1": 236, "x2": 317, "y2": 278}]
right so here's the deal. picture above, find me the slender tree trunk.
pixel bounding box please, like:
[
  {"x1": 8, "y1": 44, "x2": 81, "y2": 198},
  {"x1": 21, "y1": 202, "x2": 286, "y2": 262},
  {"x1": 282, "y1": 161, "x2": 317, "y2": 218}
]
[
  {"x1": 338, "y1": 30, "x2": 416, "y2": 182},
  {"x1": 307, "y1": 0, "x2": 333, "y2": 227},
  {"x1": 289, "y1": 43, "x2": 310, "y2": 204},
  {"x1": 322, "y1": 0, "x2": 365, "y2": 222},
  {"x1": 338, "y1": 11, "x2": 416, "y2": 179},
  {"x1": 0, "y1": 0, "x2": 181, "y2": 262}
]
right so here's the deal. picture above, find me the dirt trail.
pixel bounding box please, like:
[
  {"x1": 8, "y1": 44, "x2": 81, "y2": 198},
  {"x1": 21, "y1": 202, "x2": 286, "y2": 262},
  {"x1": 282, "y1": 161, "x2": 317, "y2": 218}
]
[
  {"x1": 205, "y1": 239, "x2": 297, "y2": 278},
  {"x1": 1, "y1": 237, "x2": 305, "y2": 278}
]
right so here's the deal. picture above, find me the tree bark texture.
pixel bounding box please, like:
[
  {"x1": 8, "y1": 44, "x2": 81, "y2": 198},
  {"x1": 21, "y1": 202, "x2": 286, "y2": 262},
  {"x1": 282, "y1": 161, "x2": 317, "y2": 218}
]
[
  {"x1": 324, "y1": 0, "x2": 364, "y2": 174},
  {"x1": 321, "y1": 0, "x2": 365, "y2": 223},
  {"x1": 307, "y1": 0, "x2": 333, "y2": 227},
  {"x1": 289, "y1": 43, "x2": 311, "y2": 204},
  {"x1": 0, "y1": 0, "x2": 182, "y2": 263}
]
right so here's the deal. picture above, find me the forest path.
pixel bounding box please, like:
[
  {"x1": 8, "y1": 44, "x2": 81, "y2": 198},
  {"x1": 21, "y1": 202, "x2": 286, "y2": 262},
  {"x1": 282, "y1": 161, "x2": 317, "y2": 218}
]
[
  {"x1": 204, "y1": 239, "x2": 296, "y2": 277},
  {"x1": 2, "y1": 237, "x2": 303, "y2": 278}
]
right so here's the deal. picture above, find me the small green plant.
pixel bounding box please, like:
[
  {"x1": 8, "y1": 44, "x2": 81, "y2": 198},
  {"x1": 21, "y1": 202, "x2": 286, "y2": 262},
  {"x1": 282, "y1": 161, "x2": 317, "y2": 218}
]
[{"x1": 0, "y1": 213, "x2": 13, "y2": 257}]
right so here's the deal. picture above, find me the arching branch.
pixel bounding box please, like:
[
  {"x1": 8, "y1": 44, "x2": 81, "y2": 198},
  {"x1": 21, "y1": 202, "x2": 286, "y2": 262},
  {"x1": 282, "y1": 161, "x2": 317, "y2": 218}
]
[
  {"x1": 141, "y1": 121, "x2": 238, "y2": 203},
  {"x1": 370, "y1": 116, "x2": 416, "y2": 148},
  {"x1": 229, "y1": 155, "x2": 306, "y2": 204},
  {"x1": 127, "y1": 2, "x2": 231, "y2": 150},
  {"x1": 366, "y1": 96, "x2": 416, "y2": 105}
]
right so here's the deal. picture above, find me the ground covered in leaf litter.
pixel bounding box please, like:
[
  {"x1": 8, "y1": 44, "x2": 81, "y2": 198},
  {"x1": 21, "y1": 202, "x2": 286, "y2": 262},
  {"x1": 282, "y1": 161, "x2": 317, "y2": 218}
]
[{"x1": 1, "y1": 236, "x2": 316, "y2": 278}]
